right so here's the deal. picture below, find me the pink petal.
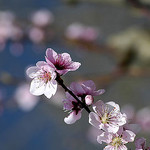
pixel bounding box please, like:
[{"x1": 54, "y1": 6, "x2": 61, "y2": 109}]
[
  {"x1": 26, "y1": 66, "x2": 40, "y2": 78},
  {"x1": 44, "y1": 80, "x2": 57, "y2": 99},
  {"x1": 64, "y1": 111, "x2": 81, "y2": 124},
  {"x1": 122, "y1": 130, "x2": 136, "y2": 143},
  {"x1": 104, "y1": 145, "x2": 115, "y2": 150},
  {"x1": 93, "y1": 89, "x2": 105, "y2": 96},
  {"x1": 97, "y1": 132, "x2": 113, "y2": 144},
  {"x1": 46, "y1": 48, "x2": 57, "y2": 64},
  {"x1": 36, "y1": 61, "x2": 47, "y2": 68},
  {"x1": 30, "y1": 78, "x2": 46, "y2": 96},
  {"x1": 67, "y1": 62, "x2": 81, "y2": 71},
  {"x1": 89, "y1": 112, "x2": 101, "y2": 129},
  {"x1": 70, "y1": 82, "x2": 85, "y2": 95},
  {"x1": 61, "y1": 52, "x2": 72, "y2": 62},
  {"x1": 118, "y1": 145, "x2": 127, "y2": 150},
  {"x1": 104, "y1": 123, "x2": 119, "y2": 134},
  {"x1": 106, "y1": 101, "x2": 120, "y2": 111},
  {"x1": 92, "y1": 100, "x2": 105, "y2": 115}
]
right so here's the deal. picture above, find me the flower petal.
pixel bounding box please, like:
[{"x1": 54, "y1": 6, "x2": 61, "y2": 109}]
[
  {"x1": 64, "y1": 111, "x2": 81, "y2": 124},
  {"x1": 30, "y1": 78, "x2": 46, "y2": 96},
  {"x1": 46, "y1": 48, "x2": 57, "y2": 64},
  {"x1": 67, "y1": 62, "x2": 81, "y2": 71},
  {"x1": 70, "y1": 82, "x2": 85, "y2": 95},
  {"x1": 44, "y1": 80, "x2": 57, "y2": 99},
  {"x1": 89, "y1": 112, "x2": 101, "y2": 129},
  {"x1": 92, "y1": 100, "x2": 105, "y2": 115},
  {"x1": 93, "y1": 89, "x2": 105, "y2": 96},
  {"x1": 122, "y1": 130, "x2": 136, "y2": 143},
  {"x1": 26, "y1": 66, "x2": 40, "y2": 78},
  {"x1": 106, "y1": 101, "x2": 120, "y2": 111},
  {"x1": 61, "y1": 53, "x2": 72, "y2": 62},
  {"x1": 97, "y1": 132, "x2": 113, "y2": 144},
  {"x1": 36, "y1": 61, "x2": 47, "y2": 68}
]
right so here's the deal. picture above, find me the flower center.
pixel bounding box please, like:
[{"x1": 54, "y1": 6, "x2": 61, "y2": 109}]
[
  {"x1": 111, "y1": 137, "x2": 122, "y2": 147},
  {"x1": 101, "y1": 113, "x2": 108, "y2": 124},
  {"x1": 42, "y1": 71, "x2": 51, "y2": 83},
  {"x1": 54, "y1": 55, "x2": 67, "y2": 70}
]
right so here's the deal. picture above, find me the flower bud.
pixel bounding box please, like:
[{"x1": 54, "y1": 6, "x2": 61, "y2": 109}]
[{"x1": 85, "y1": 95, "x2": 93, "y2": 105}]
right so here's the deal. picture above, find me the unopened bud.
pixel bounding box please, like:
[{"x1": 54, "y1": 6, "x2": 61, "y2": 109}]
[{"x1": 85, "y1": 95, "x2": 94, "y2": 105}]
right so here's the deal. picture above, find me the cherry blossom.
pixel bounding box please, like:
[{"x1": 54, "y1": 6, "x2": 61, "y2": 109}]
[
  {"x1": 97, "y1": 127, "x2": 136, "y2": 150},
  {"x1": 45, "y1": 48, "x2": 81, "y2": 75},
  {"x1": 89, "y1": 100, "x2": 127, "y2": 133},
  {"x1": 26, "y1": 61, "x2": 57, "y2": 98}
]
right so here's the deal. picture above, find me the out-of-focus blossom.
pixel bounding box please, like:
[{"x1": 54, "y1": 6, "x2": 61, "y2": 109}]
[
  {"x1": 9, "y1": 42, "x2": 24, "y2": 57},
  {"x1": 135, "y1": 137, "x2": 150, "y2": 150},
  {"x1": 14, "y1": 83, "x2": 39, "y2": 111},
  {"x1": 28, "y1": 27, "x2": 45, "y2": 44},
  {"x1": 63, "y1": 93, "x2": 82, "y2": 124},
  {"x1": 0, "y1": 11, "x2": 23, "y2": 52},
  {"x1": 26, "y1": 61, "x2": 57, "y2": 99},
  {"x1": 31, "y1": 9, "x2": 54, "y2": 27},
  {"x1": 89, "y1": 100, "x2": 127, "y2": 133},
  {"x1": 45, "y1": 48, "x2": 81, "y2": 75},
  {"x1": 136, "y1": 107, "x2": 150, "y2": 133},
  {"x1": 97, "y1": 127, "x2": 136, "y2": 150},
  {"x1": 121, "y1": 104, "x2": 135, "y2": 121},
  {"x1": 135, "y1": 137, "x2": 146, "y2": 150},
  {"x1": 65, "y1": 23, "x2": 99, "y2": 42}
]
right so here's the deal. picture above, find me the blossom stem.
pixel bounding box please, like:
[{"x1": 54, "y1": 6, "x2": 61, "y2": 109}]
[{"x1": 55, "y1": 73, "x2": 91, "y2": 113}]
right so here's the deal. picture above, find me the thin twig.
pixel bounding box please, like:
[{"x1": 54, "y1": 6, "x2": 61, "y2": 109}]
[{"x1": 55, "y1": 73, "x2": 91, "y2": 113}]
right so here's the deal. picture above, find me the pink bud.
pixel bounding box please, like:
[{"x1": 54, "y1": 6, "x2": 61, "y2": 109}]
[{"x1": 85, "y1": 95, "x2": 93, "y2": 105}]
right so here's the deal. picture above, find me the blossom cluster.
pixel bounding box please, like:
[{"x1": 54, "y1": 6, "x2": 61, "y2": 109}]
[{"x1": 26, "y1": 48, "x2": 147, "y2": 150}]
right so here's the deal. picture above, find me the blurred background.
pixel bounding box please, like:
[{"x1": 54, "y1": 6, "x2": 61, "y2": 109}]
[{"x1": 0, "y1": 0, "x2": 150, "y2": 149}]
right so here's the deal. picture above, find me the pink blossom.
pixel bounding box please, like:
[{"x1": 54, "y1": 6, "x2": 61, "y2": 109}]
[
  {"x1": 89, "y1": 100, "x2": 127, "y2": 133},
  {"x1": 26, "y1": 61, "x2": 57, "y2": 99},
  {"x1": 97, "y1": 127, "x2": 136, "y2": 150},
  {"x1": 63, "y1": 93, "x2": 82, "y2": 124},
  {"x1": 136, "y1": 107, "x2": 150, "y2": 133},
  {"x1": 14, "y1": 83, "x2": 39, "y2": 111},
  {"x1": 45, "y1": 48, "x2": 81, "y2": 75}
]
